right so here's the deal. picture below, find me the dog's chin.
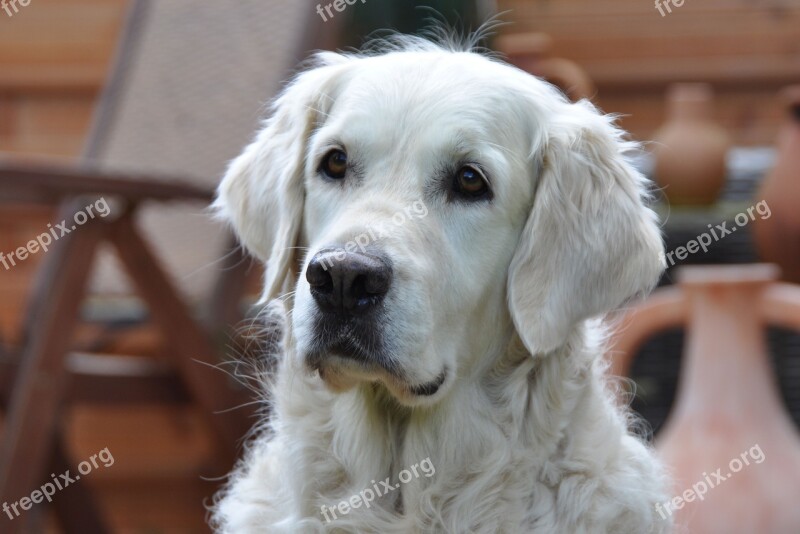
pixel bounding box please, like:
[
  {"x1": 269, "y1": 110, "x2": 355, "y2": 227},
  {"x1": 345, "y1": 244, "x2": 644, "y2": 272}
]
[{"x1": 308, "y1": 352, "x2": 449, "y2": 407}]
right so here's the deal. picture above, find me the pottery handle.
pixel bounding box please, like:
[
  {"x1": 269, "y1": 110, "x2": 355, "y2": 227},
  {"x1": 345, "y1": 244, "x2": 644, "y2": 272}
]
[
  {"x1": 535, "y1": 58, "x2": 596, "y2": 102},
  {"x1": 608, "y1": 286, "x2": 688, "y2": 377},
  {"x1": 760, "y1": 283, "x2": 800, "y2": 331}
]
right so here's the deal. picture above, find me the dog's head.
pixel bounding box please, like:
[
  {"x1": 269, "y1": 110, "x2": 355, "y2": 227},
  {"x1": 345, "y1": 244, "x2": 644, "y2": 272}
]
[{"x1": 216, "y1": 38, "x2": 663, "y2": 407}]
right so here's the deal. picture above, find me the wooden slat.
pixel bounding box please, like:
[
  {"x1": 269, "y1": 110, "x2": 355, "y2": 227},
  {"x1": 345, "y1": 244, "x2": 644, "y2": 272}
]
[
  {"x1": 0, "y1": 162, "x2": 213, "y2": 203},
  {"x1": 0, "y1": 201, "x2": 103, "y2": 534},
  {"x1": 49, "y1": 437, "x2": 111, "y2": 533},
  {"x1": 549, "y1": 35, "x2": 800, "y2": 62},
  {"x1": 597, "y1": 87, "x2": 785, "y2": 146},
  {"x1": 0, "y1": 355, "x2": 190, "y2": 405},
  {"x1": 497, "y1": 0, "x2": 800, "y2": 145},
  {"x1": 0, "y1": 65, "x2": 106, "y2": 94},
  {"x1": 497, "y1": 1, "x2": 800, "y2": 71},
  {"x1": 0, "y1": 350, "x2": 110, "y2": 532},
  {"x1": 0, "y1": 2, "x2": 126, "y2": 63},
  {"x1": 108, "y1": 213, "x2": 251, "y2": 464},
  {"x1": 69, "y1": 405, "x2": 216, "y2": 480},
  {"x1": 0, "y1": 0, "x2": 128, "y2": 158},
  {"x1": 512, "y1": 10, "x2": 800, "y2": 36},
  {"x1": 500, "y1": 0, "x2": 800, "y2": 18},
  {"x1": 89, "y1": 476, "x2": 213, "y2": 531},
  {"x1": 585, "y1": 57, "x2": 800, "y2": 89}
]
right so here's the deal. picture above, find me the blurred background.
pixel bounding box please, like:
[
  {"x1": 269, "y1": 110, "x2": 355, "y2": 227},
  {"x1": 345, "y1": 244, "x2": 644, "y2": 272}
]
[{"x1": 0, "y1": 0, "x2": 799, "y2": 532}]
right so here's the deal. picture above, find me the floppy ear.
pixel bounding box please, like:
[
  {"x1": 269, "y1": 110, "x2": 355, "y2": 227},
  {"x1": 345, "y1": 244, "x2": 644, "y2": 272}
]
[
  {"x1": 215, "y1": 57, "x2": 347, "y2": 301},
  {"x1": 508, "y1": 99, "x2": 665, "y2": 355}
]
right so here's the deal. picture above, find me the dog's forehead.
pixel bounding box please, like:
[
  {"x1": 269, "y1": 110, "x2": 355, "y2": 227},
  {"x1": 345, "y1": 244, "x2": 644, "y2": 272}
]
[{"x1": 326, "y1": 52, "x2": 529, "y2": 143}]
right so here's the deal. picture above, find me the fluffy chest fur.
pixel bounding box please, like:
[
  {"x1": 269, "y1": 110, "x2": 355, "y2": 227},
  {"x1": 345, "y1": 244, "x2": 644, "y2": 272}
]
[{"x1": 212, "y1": 325, "x2": 671, "y2": 534}]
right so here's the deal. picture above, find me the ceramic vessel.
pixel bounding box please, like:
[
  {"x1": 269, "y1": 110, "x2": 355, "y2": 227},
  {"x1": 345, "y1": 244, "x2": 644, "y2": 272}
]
[
  {"x1": 652, "y1": 83, "x2": 730, "y2": 205},
  {"x1": 753, "y1": 86, "x2": 800, "y2": 282},
  {"x1": 496, "y1": 32, "x2": 595, "y2": 102},
  {"x1": 611, "y1": 265, "x2": 800, "y2": 533}
]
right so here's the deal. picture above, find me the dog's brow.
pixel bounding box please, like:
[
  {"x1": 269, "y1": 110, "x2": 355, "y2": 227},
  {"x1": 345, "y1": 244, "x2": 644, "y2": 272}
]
[
  {"x1": 483, "y1": 140, "x2": 515, "y2": 157},
  {"x1": 306, "y1": 104, "x2": 331, "y2": 120}
]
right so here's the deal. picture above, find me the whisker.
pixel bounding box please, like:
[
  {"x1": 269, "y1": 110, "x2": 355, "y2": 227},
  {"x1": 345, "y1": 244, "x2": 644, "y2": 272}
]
[
  {"x1": 180, "y1": 246, "x2": 252, "y2": 281},
  {"x1": 213, "y1": 399, "x2": 265, "y2": 414}
]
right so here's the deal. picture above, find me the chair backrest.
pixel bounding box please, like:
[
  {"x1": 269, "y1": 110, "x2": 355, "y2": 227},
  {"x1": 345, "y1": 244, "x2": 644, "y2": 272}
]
[{"x1": 84, "y1": 0, "x2": 328, "y2": 302}]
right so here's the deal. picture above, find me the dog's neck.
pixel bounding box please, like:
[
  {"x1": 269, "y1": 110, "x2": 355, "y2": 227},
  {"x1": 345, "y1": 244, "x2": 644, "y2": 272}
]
[
  {"x1": 271, "y1": 320, "x2": 611, "y2": 522},
  {"x1": 361, "y1": 325, "x2": 598, "y2": 459}
]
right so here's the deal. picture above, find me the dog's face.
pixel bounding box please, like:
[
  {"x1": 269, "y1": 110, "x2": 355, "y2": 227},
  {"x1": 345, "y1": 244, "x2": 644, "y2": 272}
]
[{"x1": 216, "y1": 41, "x2": 664, "y2": 407}]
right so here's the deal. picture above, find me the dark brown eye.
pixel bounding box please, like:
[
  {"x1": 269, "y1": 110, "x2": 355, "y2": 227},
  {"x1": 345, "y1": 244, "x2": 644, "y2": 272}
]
[
  {"x1": 320, "y1": 149, "x2": 347, "y2": 179},
  {"x1": 454, "y1": 165, "x2": 489, "y2": 198}
]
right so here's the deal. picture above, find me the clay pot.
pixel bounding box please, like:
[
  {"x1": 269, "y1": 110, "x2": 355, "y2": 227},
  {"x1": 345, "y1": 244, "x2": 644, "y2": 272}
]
[
  {"x1": 753, "y1": 86, "x2": 800, "y2": 282},
  {"x1": 610, "y1": 264, "x2": 800, "y2": 533},
  {"x1": 652, "y1": 83, "x2": 731, "y2": 205},
  {"x1": 496, "y1": 32, "x2": 595, "y2": 102}
]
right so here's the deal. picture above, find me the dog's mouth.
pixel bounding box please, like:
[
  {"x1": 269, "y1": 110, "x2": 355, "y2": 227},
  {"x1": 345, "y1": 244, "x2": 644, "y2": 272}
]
[
  {"x1": 407, "y1": 369, "x2": 447, "y2": 397},
  {"x1": 306, "y1": 327, "x2": 394, "y2": 372},
  {"x1": 305, "y1": 334, "x2": 447, "y2": 399}
]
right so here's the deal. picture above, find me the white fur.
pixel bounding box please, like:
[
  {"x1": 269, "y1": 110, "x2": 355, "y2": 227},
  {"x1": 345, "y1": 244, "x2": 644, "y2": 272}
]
[{"x1": 211, "y1": 36, "x2": 671, "y2": 534}]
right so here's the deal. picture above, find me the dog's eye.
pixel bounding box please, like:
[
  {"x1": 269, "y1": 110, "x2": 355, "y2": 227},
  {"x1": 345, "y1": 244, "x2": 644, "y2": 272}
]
[
  {"x1": 453, "y1": 165, "x2": 489, "y2": 199},
  {"x1": 320, "y1": 149, "x2": 348, "y2": 179}
]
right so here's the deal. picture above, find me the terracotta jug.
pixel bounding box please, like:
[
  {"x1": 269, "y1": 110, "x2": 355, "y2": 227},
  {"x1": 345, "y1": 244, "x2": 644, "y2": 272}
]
[
  {"x1": 610, "y1": 265, "x2": 800, "y2": 533},
  {"x1": 652, "y1": 83, "x2": 730, "y2": 205},
  {"x1": 496, "y1": 32, "x2": 595, "y2": 102},
  {"x1": 753, "y1": 85, "x2": 800, "y2": 283}
]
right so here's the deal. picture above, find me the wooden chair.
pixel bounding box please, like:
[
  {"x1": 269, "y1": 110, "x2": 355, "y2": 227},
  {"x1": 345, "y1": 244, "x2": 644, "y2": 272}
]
[
  {"x1": 0, "y1": 1, "x2": 343, "y2": 531},
  {"x1": 0, "y1": 171, "x2": 232, "y2": 533}
]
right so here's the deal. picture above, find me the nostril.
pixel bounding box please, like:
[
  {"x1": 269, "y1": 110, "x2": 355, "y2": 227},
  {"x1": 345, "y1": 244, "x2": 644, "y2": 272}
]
[
  {"x1": 349, "y1": 275, "x2": 372, "y2": 309},
  {"x1": 306, "y1": 258, "x2": 332, "y2": 291},
  {"x1": 363, "y1": 267, "x2": 391, "y2": 296},
  {"x1": 350, "y1": 272, "x2": 388, "y2": 298},
  {"x1": 347, "y1": 260, "x2": 392, "y2": 313}
]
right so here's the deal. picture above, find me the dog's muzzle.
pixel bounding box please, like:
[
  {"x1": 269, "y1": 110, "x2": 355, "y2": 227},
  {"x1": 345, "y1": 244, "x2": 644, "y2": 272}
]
[
  {"x1": 304, "y1": 248, "x2": 393, "y2": 366},
  {"x1": 304, "y1": 248, "x2": 446, "y2": 397},
  {"x1": 306, "y1": 248, "x2": 392, "y2": 314}
]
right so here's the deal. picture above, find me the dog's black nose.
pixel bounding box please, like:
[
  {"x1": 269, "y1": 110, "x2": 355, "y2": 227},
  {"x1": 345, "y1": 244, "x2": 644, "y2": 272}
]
[{"x1": 306, "y1": 250, "x2": 392, "y2": 314}]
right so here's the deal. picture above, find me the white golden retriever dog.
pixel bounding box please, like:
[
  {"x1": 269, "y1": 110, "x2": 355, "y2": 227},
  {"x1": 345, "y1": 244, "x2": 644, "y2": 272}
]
[{"x1": 211, "y1": 34, "x2": 671, "y2": 534}]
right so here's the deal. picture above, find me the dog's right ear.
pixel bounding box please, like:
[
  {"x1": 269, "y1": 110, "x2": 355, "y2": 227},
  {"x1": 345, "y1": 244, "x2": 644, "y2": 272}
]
[
  {"x1": 507, "y1": 98, "x2": 665, "y2": 356},
  {"x1": 215, "y1": 55, "x2": 348, "y2": 301}
]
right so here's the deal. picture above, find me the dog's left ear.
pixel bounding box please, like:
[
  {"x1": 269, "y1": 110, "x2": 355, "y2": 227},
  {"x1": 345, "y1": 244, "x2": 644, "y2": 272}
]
[
  {"x1": 508, "y1": 99, "x2": 664, "y2": 355},
  {"x1": 214, "y1": 55, "x2": 348, "y2": 302}
]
